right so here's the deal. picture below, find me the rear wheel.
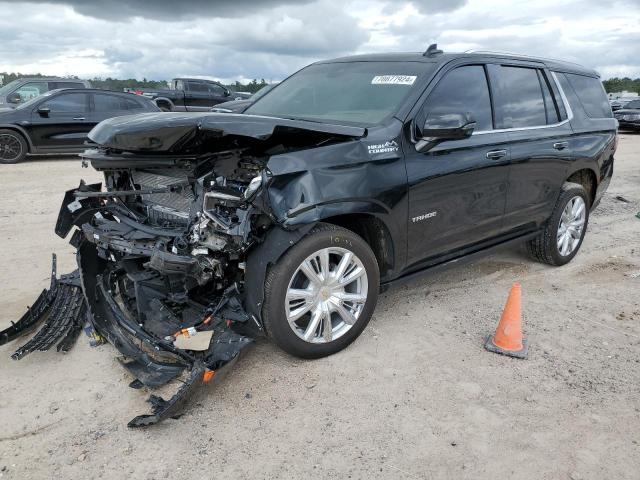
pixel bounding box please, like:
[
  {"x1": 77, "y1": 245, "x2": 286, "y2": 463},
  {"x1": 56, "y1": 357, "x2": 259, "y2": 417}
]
[
  {"x1": 527, "y1": 182, "x2": 589, "y2": 266},
  {"x1": 0, "y1": 129, "x2": 27, "y2": 164},
  {"x1": 263, "y1": 223, "x2": 380, "y2": 358}
]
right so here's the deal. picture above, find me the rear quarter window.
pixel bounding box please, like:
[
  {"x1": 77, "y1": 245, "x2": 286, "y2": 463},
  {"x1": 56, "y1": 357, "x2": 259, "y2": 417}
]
[{"x1": 564, "y1": 73, "x2": 612, "y2": 118}]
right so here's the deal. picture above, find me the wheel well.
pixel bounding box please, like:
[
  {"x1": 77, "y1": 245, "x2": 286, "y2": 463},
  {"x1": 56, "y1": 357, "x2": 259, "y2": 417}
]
[
  {"x1": 566, "y1": 169, "x2": 597, "y2": 207},
  {"x1": 0, "y1": 127, "x2": 30, "y2": 152},
  {"x1": 321, "y1": 214, "x2": 394, "y2": 278}
]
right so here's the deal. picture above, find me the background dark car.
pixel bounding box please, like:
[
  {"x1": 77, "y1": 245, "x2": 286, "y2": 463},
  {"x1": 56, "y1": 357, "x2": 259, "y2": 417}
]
[
  {"x1": 210, "y1": 83, "x2": 277, "y2": 113},
  {"x1": 0, "y1": 77, "x2": 91, "y2": 108},
  {"x1": 0, "y1": 88, "x2": 160, "y2": 163},
  {"x1": 614, "y1": 99, "x2": 640, "y2": 130}
]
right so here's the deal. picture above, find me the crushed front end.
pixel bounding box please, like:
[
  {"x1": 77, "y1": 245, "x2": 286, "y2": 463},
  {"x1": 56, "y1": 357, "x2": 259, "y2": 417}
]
[{"x1": 2, "y1": 112, "x2": 365, "y2": 426}]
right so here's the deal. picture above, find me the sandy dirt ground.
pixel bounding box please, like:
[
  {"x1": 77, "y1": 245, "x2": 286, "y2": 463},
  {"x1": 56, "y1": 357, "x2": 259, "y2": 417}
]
[{"x1": 0, "y1": 138, "x2": 639, "y2": 480}]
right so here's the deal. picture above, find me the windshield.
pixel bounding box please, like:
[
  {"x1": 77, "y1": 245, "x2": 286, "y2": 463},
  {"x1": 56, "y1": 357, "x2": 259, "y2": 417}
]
[
  {"x1": 252, "y1": 83, "x2": 276, "y2": 101},
  {"x1": 246, "y1": 61, "x2": 433, "y2": 126},
  {"x1": 625, "y1": 100, "x2": 640, "y2": 109},
  {"x1": 0, "y1": 79, "x2": 21, "y2": 97}
]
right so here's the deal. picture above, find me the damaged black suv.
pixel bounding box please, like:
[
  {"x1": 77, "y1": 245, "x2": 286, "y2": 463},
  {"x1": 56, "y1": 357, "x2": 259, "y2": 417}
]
[
  {"x1": 57, "y1": 49, "x2": 616, "y2": 359},
  {"x1": 29, "y1": 50, "x2": 617, "y2": 368}
]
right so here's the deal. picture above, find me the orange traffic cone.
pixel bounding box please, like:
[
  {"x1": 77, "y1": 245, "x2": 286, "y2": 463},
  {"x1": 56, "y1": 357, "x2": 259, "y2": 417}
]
[{"x1": 484, "y1": 283, "x2": 529, "y2": 359}]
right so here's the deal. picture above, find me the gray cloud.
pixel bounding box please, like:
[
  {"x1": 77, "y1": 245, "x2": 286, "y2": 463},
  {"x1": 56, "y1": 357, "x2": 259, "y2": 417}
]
[
  {"x1": 14, "y1": 0, "x2": 315, "y2": 20},
  {"x1": 0, "y1": 0, "x2": 638, "y2": 81}
]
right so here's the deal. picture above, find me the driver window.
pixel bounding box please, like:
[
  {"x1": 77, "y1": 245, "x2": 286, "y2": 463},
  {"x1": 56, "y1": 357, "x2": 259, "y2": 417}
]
[
  {"x1": 420, "y1": 65, "x2": 493, "y2": 132},
  {"x1": 40, "y1": 93, "x2": 88, "y2": 112}
]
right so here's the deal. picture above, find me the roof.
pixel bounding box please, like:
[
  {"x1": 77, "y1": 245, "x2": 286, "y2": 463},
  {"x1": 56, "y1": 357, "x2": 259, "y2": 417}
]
[
  {"x1": 318, "y1": 51, "x2": 598, "y2": 77},
  {"x1": 14, "y1": 77, "x2": 88, "y2": 82}
]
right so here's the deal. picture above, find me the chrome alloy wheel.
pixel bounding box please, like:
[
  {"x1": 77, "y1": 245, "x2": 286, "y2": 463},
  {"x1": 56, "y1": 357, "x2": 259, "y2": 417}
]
[
  {"x1": 285, "y1": 247, "x2": 368, "y2": 344},
  {"x1": 0, "y1": 133, "x2": 22, "y2": 162},
  {"x1": 557, "y1": 196, "x2": 586, "y2": 256}
]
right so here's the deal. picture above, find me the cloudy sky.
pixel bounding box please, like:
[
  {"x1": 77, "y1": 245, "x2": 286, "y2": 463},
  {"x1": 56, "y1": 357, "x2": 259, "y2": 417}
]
[{"x1": 0, "y1": 0, "x2": 638, "y2": 83}]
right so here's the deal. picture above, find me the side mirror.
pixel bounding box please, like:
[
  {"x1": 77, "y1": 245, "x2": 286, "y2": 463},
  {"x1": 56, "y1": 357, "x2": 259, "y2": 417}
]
[
  {"x1": 415, "y1": 112, "x2": 476, "y2": 152},
  {"x1": 37, "y1": 107, "x2": 51, "y2": 117},
  {"x1": 224, "y1": 89, "x2": 231, "y2": 97},
  {"x1": 8, "y1": 93, "x2": 21, "y2": 104}
]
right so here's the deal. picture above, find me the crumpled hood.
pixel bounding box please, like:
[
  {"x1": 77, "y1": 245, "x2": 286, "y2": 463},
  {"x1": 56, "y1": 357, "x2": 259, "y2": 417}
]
[
  {"x1": 615, "y1": 108, "x2": 640, "y2": 115},
  {"x1": 88, "y1": 112, "x2": 366, "y2": 153}
]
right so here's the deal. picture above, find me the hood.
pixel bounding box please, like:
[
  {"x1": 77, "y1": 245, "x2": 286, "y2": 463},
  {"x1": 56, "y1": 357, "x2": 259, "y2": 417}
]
[{"x1": 87, "y1": 112, "x2": 367, "y2": 153}]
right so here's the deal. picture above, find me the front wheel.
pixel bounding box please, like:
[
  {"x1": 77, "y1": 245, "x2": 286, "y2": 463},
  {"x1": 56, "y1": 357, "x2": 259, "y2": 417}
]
[
  {"x1": 263, "y1": 223, "x2": 380, "y2": 359},
  {"x1": 0, "y1": 129, "x2": 28, "y2": 164},
  {"x1": 528, "y1": 182, "x2": 590, "y2": 266}
]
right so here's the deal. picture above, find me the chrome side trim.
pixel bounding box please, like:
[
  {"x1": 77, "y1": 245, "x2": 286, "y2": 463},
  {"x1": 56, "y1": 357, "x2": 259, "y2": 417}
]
[{"x1": 472, "y1": 70, "x2": 574, "y2": 135}]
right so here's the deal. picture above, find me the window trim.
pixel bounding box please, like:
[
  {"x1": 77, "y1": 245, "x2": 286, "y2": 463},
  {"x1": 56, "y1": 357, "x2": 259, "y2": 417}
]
[{"x1": 473, "y1": 70, "x2": 573, "y2": 135}]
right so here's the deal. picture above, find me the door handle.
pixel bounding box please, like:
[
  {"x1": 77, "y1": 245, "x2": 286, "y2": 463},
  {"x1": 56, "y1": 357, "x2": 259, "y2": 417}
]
[
  {"x1": 486, "y1": 149, "x2": 507, "y2": 160},
  {"x1": 73, "y1": 117, "x2": 85, "y2": 121},
  {"x1": 553, "y1": 141, "x2": 569, "y2": 150}
]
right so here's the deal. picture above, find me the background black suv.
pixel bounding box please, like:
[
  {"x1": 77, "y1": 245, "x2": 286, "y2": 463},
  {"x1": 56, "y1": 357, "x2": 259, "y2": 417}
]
[{"x1": 0, "y1": 88, "x2": 159, "y2": 163}]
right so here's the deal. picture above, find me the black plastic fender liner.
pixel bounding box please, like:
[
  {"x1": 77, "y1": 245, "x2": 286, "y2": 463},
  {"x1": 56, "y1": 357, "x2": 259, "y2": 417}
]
[
  {"x1": 243, "y1": 224, "x2": 315, "y2": 325},
  {"x1": 0, "y1": 255, "x2": 59, "y2": 346}
]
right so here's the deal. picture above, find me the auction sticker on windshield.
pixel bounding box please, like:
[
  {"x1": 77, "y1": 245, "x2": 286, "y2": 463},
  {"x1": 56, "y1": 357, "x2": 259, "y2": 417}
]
[{"x1": 371, "y1": 75, "x2": 417, "y2": 85}]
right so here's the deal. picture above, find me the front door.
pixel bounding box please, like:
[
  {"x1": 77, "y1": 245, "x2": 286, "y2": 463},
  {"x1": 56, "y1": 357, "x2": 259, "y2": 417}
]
[
  {"x1": 405, "y1": 64, "x2": 511, "y2": 268},
  {"x1": 27, "y1": 91, "x2": 91, "y2": 150}
]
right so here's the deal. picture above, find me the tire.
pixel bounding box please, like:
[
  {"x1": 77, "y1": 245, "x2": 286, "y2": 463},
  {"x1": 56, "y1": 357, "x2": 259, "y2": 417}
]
[
  {"x1": 527, "y1": 182, "x2": 590, "y2": 266},
  {"x1": 0, "y1": 129, "x2": 28, "y2": 164},
  {"x1": 263, "y1": 223, "x2": 380, "y2": 359}
]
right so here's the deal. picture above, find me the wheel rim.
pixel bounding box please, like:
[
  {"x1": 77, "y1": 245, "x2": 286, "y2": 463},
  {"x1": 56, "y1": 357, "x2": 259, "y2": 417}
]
[
  {"x1": 285, "y1": 247, "x2": 368, "y2": 344},
  {"x1": 0, "y1": 133, "x2": 22, "y2": 162},
  {"x1": 557, "y1": 196, "x2": 586, "y2": 256}
]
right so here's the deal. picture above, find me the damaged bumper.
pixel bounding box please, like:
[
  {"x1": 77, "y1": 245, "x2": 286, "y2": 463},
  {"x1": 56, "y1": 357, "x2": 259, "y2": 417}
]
[{"x1": 3, "y1": 113, "x2": 357, "y2": 426}]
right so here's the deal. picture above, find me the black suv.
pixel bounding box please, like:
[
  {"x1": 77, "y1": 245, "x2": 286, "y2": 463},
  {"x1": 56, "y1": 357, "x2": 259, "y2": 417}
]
[
  {"x1": 0, "y1": 88, "x2": 159, "y2": 163},
  {"x1": 44, "y1": 49, "x2": 616, "y2": 367},
  {"x1": 614, "y1": 99, "x2": 640, "y2": 130}
]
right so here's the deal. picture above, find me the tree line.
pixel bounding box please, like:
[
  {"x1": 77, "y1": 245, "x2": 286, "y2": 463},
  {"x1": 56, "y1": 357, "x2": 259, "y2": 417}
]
[
  {"x1": 2, "y1": 71, "x2": 638, "y2": 95},
  {"x1": 0, "y1": 72, "x2": 270, "y2": 93}
]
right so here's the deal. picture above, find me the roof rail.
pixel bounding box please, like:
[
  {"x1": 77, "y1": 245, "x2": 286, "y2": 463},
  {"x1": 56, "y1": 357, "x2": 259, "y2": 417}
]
[{"x1": 463, "y1": 49, "x2": 586, "y2": 68}]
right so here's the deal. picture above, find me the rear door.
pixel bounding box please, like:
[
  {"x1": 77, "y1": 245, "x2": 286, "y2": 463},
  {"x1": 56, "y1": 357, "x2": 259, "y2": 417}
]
[
  {"x1": 405, "y1": 63, "x2": 511, "y2": 267},
  {"x1": 26, "y1": 91, "x2": 91, "y2": 150},
  {"x1": 491, "y1": 63, "x2": 573, "y2": 232},
  {"x1": 89, "y1": 92, "x2": 139, "y2": 125}
]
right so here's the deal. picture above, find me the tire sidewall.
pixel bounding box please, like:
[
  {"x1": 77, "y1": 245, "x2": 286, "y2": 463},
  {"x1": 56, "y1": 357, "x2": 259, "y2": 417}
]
[
  {"x1": 264, "y1": 227, "x2": 379, "y2": 358},
  {"x1": 0, "y1": 130, "x2": 27, "y2": 164},
  {"x1": 547, "y1": 186, "x2": 590, "y2": 265}
]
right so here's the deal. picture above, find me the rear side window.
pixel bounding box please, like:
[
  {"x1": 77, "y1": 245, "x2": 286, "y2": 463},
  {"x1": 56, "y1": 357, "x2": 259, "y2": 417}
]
[
  {"x1": 498, "y1": 66, "x2": 548, "y2": 128},
  {"x1": 564, "y1": 73, "x2": 612, "y2": 118},
  {"x1": 421, "y1": 65, "x2": 493, "y2": 132},
  {"x1": 50, "y1": 81, "x2": 84, "y2": 89},
  {"x1": 94, "y1": 93, "x2": 124, "y2": 111},
  {"x1": 124, "y1": 98, "x2": 144, "y2": 109}
]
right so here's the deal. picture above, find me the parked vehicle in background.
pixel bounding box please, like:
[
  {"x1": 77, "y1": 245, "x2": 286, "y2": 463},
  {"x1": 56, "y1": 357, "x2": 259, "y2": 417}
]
[
  {"x1": 614, "y1": 99, "x2": 640, "y2": 130},
  {"x1": 0, "y1": 78, "x2": 91, "y2": 109},
  {"x1": 134, "y1": 78, "x2": 251, "y2": 112},
  {"x1": 0, "y1": 89, "x2": 159, "y2": 163},
  {"x1": 610, "y1": 97, "x2": 638, "y2": 112},
  {"x1": 210, "y1": 83, "x2": 277, "y2": 113}
]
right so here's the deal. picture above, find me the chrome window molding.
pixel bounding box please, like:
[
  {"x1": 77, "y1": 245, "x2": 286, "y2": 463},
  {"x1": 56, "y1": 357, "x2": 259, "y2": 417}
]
[{"x1": 472, "y1": 70, "x2": 573, "y2": 135}]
